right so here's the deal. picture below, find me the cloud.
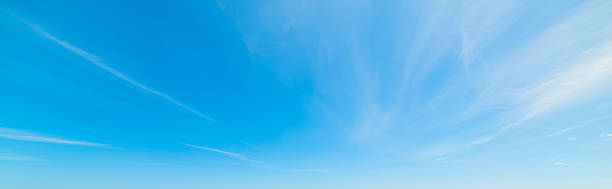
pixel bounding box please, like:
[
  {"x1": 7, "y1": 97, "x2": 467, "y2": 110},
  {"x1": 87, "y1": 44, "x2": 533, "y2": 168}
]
[
  {"x1": 586, "y1": 114, "x2": 612, "y2": 123},
  {"x1": 434, "y1": 156, "x2": 480, "y2": 165},
  {"x1": 217, "y1": 0, "x2": 612, "y2": 161},
  {"x1": 184, "y1": 144, "x2": 269, "y2": 167},
  {"x1": 224, "y1": 162, "x2": 275, "y2": 169},
  {"x1": 0, "y1": 127, "x2": 111, "y2": 148},
  {"x1": 466, "y1": 1, "x2": 612, "y2": 146},
  {"x1": 554, "y1": 162, "x2": 565, "y2": 166},
  {"x1": 458, "y1": 0, "x2": 520, "y2": 68},
  {"x1": 142, "y1": 162, "x2": 194, "y2": 168},
  {"x1": 469, "y1": 134, "x2": 497, "y2": 146},
  {"x1": 0, "y1": 153, "x2": 45, "y2": 161},
  {"x1": 501, "y1": 49, "x2": 612, "y2": 132},
  {"x1": 567, "y1": 137, "x2": 576, "y2": 141},
  {"x1": 548, "y1": 125, "x2": 582, "y2": 137},
  {"x1": 290, "y1": 169, "x2": 330, "y2": 173},
  {"x1": 12, "y1": 15, "x2": 216, "y2": 122},
  {"x1": 468, "y1": 43, "x2": 612, "y2": 146},
  {"x1": 549, "y1": 114, "x2": 612, "y2": 136}
]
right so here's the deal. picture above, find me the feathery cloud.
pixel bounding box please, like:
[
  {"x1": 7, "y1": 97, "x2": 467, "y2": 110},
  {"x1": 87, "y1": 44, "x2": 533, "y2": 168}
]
[
  {"x1": 290, "y1": 169, "x2": 330, "y2": 173},
  {"x1": 549, "y1": 125, "x2": 582, "y2": 137},
  {"x1": 467, "y1": 1, "x2": 612, "y2": 146},
  {"x1": 469, "y1": 135, "x2": 497, "y2": 146},
  {"x1": 185, "y1": 144, "x2": 269, "y2": 167},
  {"x1": 12, "y1": 15, "x2": 216, "y2": 122},
  {"x1": 549, "y1": 114, "x2": 612, "y2": 136},
  {"x1": 0, "y1": 153, "x2": 45, "y2": 161},
  {"x1": 142, "y1": 162, "x2": 194, "y2": 168},
  {"x1": 0, "y1": 127, "x2": 111, "y2": 148}
]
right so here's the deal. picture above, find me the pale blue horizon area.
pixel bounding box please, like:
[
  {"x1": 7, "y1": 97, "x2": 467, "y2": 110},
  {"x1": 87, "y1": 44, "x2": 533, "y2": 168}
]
[{"x1": 1, "y1": 0, "x2": 612, "y2": 188}]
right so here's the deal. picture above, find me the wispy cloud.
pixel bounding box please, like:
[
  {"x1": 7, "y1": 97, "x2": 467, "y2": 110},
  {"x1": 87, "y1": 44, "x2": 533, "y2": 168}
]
[
  {"x1": 548, "y1": 125, "x2": 582, "y2": 137},
  {"x1": 458, "y1": 0, "x2": 520, "y2": 68},
  {"x1": 469, "y1": 135, "x2": 497, "y2": 146},
  {"x1": 185, "y1": 144, "x2": 270, "y2": 167},
  {"x1": 290, "y1": 169, "x2": 330, "y2": 173},
  {"x1": 586, "y1": 114, "x2": 612, "y2": 123},
  {"x1": 0, "y1": 153, "x2": 45, "y2": 161},
  {"x1": 434, "y1": 156, "x2": 481, "y2": 165},
  {"x1": 0, "y1": 127, "x2": 111, "y2": 148},
  {"x1": 215, "y1": 0, "x2": 612, "y2": 163},
  {"x1": 466, "y1": 1, "x2": 612, "y2": 146},
  {"x1": 12, "y1": 15, "x2": 216, "y2": 122},
  {"x1": 224, "y1": 162, "x2": 275, "y2": 169},
  {"x1": 549, "y1": 114, "x2": 612, "y2": 136},
  {"x1": 567, "y1": 137, "x2": 576, "y2": 141},
  {"x1": 501, "y1": 48, "x2": 612, "y2": 132},
  {"x1": 142, "y1": 162, "x2": 194, "y2": 168},
  {"x1": 554, "y1": 162, "x2": 565, "y2": 166}
]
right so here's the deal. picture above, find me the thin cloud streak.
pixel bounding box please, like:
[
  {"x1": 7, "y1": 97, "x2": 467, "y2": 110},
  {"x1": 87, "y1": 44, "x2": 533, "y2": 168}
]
[
  {"x1": 142, "y1": 162, "x2": 194, "y2": 169},
  {"x1": 549, "y1": 114, "x2": 612, "y2": 136},
  {"x1": 469, "y1": 135, "x2": 497, "y2": 146},
  {"x1": 224, "y1": 162, "x2": 275, "y2": 169},
  {"x1": 13, "y1": 15, "x2": 216, "y2": 122},
  {"x1": 549, "y1": 125, "x2": 581, "y2": 137},
  {"x1": 0, "y1": 127, "x2": 111, "y2": 148},
  {"x1": 290, "y1": 169, "x2": 330, "y2": 173},
  {"x1": 185, "y1": 144, "x2": 269, "y2": 166},
  {"x1": 0, "y1": 153, "x2": 45, "y2": 161},
  {"x1": 435, "y1": 156, "x2": 481, "y2": 165},
  {"x1": 467, "y1": 1, "x2": 612, "y2": 146}
]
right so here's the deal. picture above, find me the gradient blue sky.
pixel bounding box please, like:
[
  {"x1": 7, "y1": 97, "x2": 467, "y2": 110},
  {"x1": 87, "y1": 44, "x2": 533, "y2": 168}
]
[{"x1": 1, "y1": 0, "x2": 612, "y2": 188}]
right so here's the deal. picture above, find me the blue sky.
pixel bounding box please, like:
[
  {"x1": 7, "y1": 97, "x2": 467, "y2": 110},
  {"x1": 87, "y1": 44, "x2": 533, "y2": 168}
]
[{"x1": 1, "y1": 0, "x2": 612, "y2": 188}]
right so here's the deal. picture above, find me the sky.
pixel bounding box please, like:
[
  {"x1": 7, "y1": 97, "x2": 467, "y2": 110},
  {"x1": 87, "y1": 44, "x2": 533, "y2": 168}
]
[{"x1": 1, "y1": 0, "x2": 612, "y2": 188}]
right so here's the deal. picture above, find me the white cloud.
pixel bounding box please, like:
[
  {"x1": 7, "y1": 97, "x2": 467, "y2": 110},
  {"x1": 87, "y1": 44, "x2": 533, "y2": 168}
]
[
  {"x1": 142, "y1": 162, "x2": 194, "y2": 168},
  {"x1": 0, "y1": 127, "x2": 111, "y2": 148},
  {"x1": 458, "y1": 0, "x2": 520, "y2": 68},
  {"x1": 549, "y1": 125, "x2": 582, "y2": 137},
  {"x1": 549, "y1": 114, "x2": 612, "y2": 136},
  {"x1": 502, "y1": 50, "x2": 612, "y2": 131},
  {"x1": 586, "y1": 114, "x2": 612, "y2": 123},
  {"x1": 290, "y1": 169, "x2": 330, "y2": 173},
  {"x1": 12, "y1": 15, "x2": 216, "y2": 122},
  {"x1": 0, "y1": 153, "x2": 45, "y2": 161},
  {"x1": 467, "y1": 1, "x2": 612, "y2": 146},
  {"x1": 224, "y1": 162, "x2": 274, "y2": 169},
  {"x1": 185, "y1": 144, "x2": 269, "y2": 167},
  {"x1": 469, "y1": 135, "x2": 497, "y2": 146},
  {"x1": 567, "y1": 137, "x2": 576, "y2": 141},
  {"x1": 217, "y1": 0, "x2": 612, "y2": 161},
  {"x1": 554, "y1": 162, "x2": 565, "y2": 166}
]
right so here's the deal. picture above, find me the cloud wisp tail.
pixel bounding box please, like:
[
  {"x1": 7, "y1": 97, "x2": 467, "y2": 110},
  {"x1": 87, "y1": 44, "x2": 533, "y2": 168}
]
[{"x1": 13, "y1": 15, "x2": 216, "y2": 122}]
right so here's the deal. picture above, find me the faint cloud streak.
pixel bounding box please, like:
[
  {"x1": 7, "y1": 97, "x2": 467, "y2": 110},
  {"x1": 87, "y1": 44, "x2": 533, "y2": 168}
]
[
  {"x1": 185, "y1": 144, "x2": 270, "y2": 167},
  {"x1": 290, "y1": 169, "x2": 330, "y2": 173},
  {"x1": 12, "y1": 15, "x2": 216, "y2": 122},
  {"x1": 0, "y1": 127, "x2": 112, "y2": 148},
  {"x1": 0, "y1": 153, "x2": 45, "y2": 161}
]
